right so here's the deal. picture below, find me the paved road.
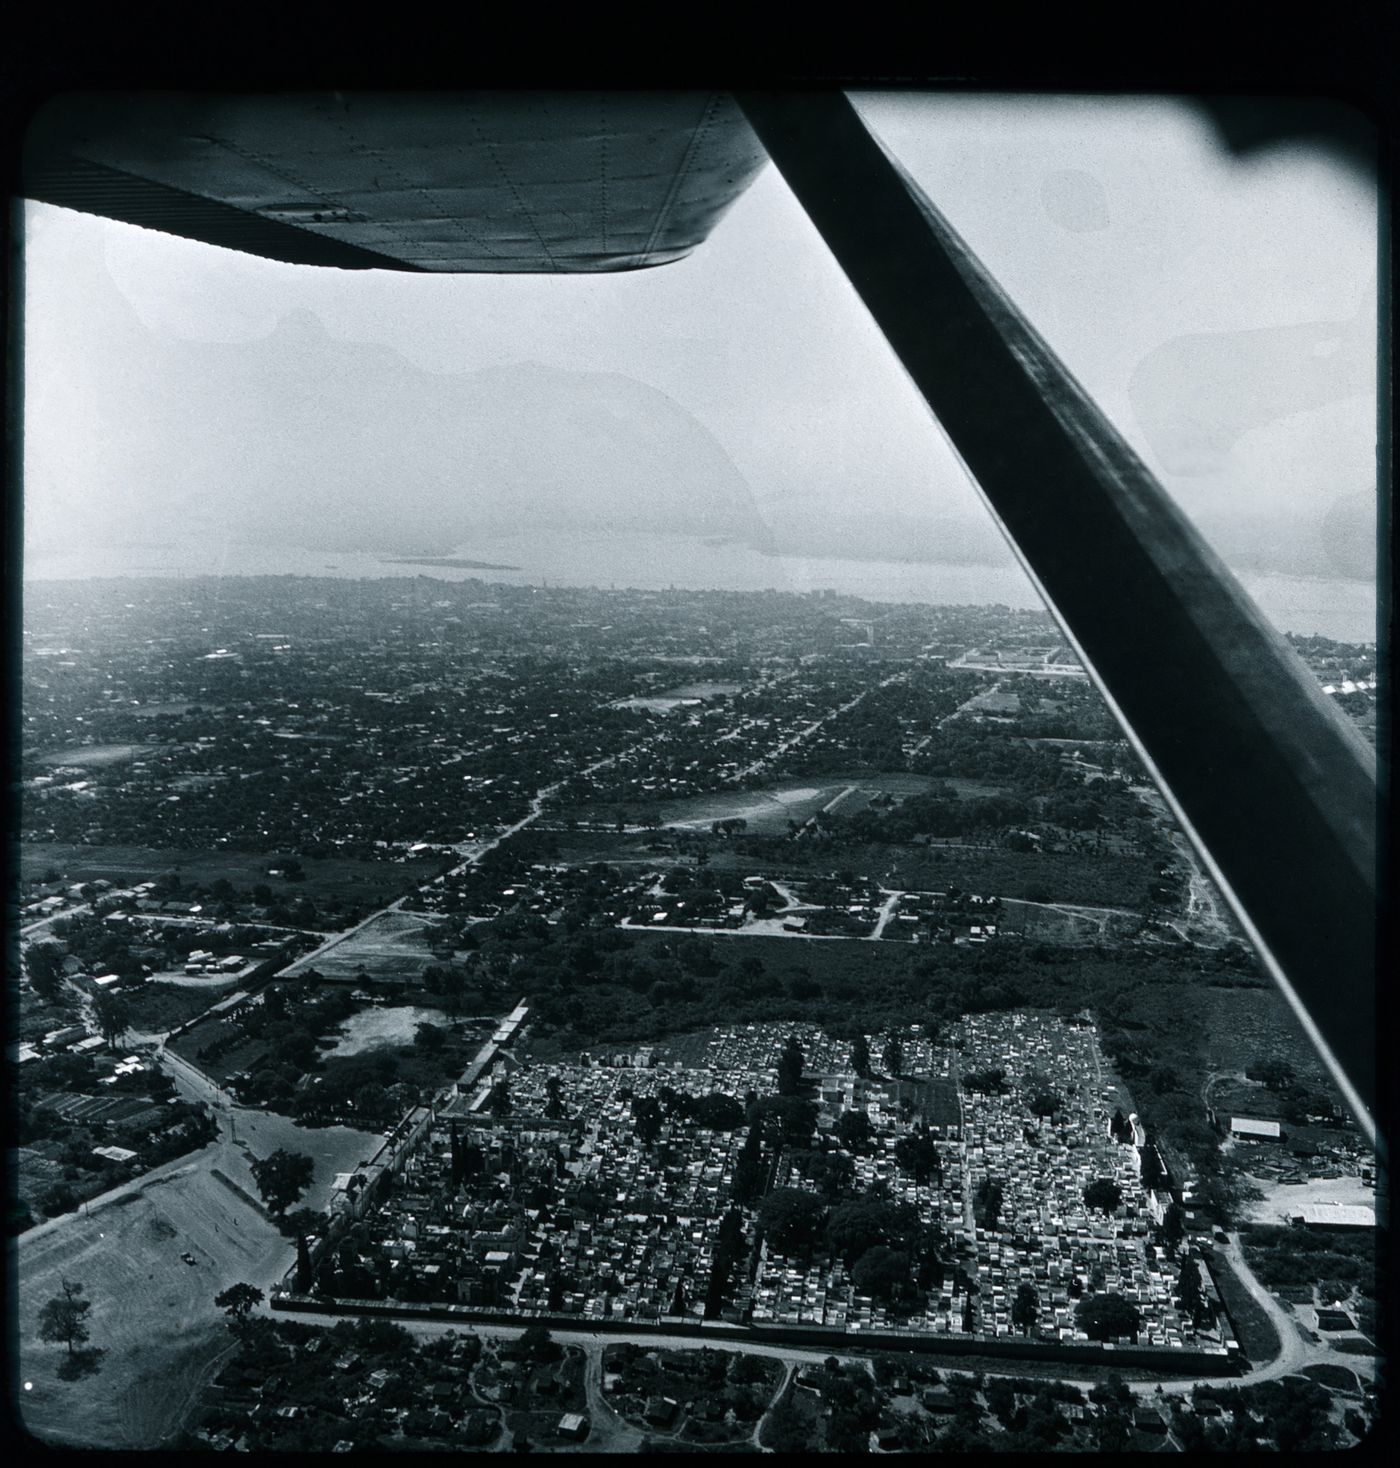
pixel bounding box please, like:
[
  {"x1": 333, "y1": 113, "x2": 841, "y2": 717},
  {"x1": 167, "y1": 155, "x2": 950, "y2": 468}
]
[
  {"x1": 19, "y1": 901, "x2": 93, "y2": 938},
  {"x1": 870, "y1": 890, "x2": 904, "y2": 941}
]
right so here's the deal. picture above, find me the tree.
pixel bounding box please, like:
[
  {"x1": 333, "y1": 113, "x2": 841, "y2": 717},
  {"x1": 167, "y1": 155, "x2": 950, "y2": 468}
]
[
  {"x1": 280, "y1": 1206, "x2": 321, "y2": 1241},
  {"x1": 440, "y1": 968, "x2": 467, "y2": 1017},
  {"x1": 894, "y1": 1131, "x2": 941, "y2": 1184},
  {"x1": 1140, "y1": 1142, "x2": 1168, "y2": 1189},
  {"x1": 93, "y1": 990, "x2": 131, "y2": 1050},
  {"x1": 1247, "y1": 1057, "x2": 1295, "y2": 1092},
  {"x1": 757, "y1": 1188, "x2": 828, "y2": 1257},
  {"x1": 633, "y1": 1095, "x2": 663, "y2": 1146},
  {"x1": 1082, "y1": 1178, "x2": 1123, "y2": 1214},
  {"x1": 1175, "y1": 1257, "x2": 1210, "y2": 1327},
  {"x1": 38, "y1": 1279, "x2": 91, "y2": 1355},
  {"x1": 693, "y1": 1093, "x2": 745, "y2": 1130},
  {"x1": 295, "y1": 1236, "x2": 314, "y2": 1293},
  {"x1": 414, "y1": 1021, "x2": 446, "y2": 1053},
  {"x1": 1029, "y1": 1091, "x2": 1062, "y2": 1118},
  {"x1": 215, "y1": 1282, "x2": 265, "y2": 1326},
  {"x1": 827, "y1": 1198, "x2": 921, "y2": 1267},
  {"x1": 1109, "y1": 1108, "x2": 1134, "y2": 1143},
  {"x1": 882, "y1": 1036, "x2": 904, "y2": 1077},
  {"x1": 488, "y1": 1077, "x2": 512, "y2": 1117},
  {"x1": 851, "y1": 1034, "x2": 872, "y2": 1078},
  {"x1": 545, "y1": 1075, "x2": 566, "y2": 1120},
  {"x1": 791, "y1": 1147, "x2": 856, "y2": 1200},
  {"x1": 851, "y1": 1246, "x2": 912, "y2": 1304},
  {"x1": 762, "y1": 1095, "x2": 818, "y2": 1148},
  {"x1": 1075, "y1": 1293, "x2": 1142, "y2": 1343},
  {"x1": 1012, "y1": 1282, "x2": 1040, "y2": 1335},
  {"x1": 40, "y1": 1183, "x2": 77, "y2": 1218},
  {"x1": 516, "y1": 1322, "x2": 560, "y2": 1363},
  {"x1": 836, "y1": 1109, "x2": 873, "y2": 1151},
  {"x1": 972, "y1": 1178, "x2": 1004, "y2": 1231},
  {"x1": 249, "y1": 1149, "x2": 315, "y2": 1218},
  {"x1": 25, "y1": 942, "x2": 66, "y2": 1002},
  {"x1": 777, "y1": 1034, "x2": 804, "y2": 1095},
  {"x1": 1161, "y1": 1201, "x2": 1186, "y2": 1248},
  {"x1": 354, "y1": 1083, "x2": 391, "y2": 1121},
  {"x1": 732, "y1": 1125, "x2": 767, "y2": 1206},
  {"x1": 1089, "y1": 1373, "x2": 1131, "y2": 1407}
]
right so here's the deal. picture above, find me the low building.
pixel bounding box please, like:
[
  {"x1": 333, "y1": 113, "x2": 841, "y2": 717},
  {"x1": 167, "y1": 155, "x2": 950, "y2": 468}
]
[
  {"x1": 93, "y1": 1144, "x2": 138, "y2": 1163},
  {"x1": 644, "y1": 1397, "x2": 678, "y2": 1428},
  {"x1": 1287, "y1": 1202, "x2": 1376, "y2": 1231},
  {"x1": 1230, "y1": 1116, "x2": 1282, "y2": 1142},
  {"x1": 557, "y1": 1413, "x2": 588, "y2": 1441}
]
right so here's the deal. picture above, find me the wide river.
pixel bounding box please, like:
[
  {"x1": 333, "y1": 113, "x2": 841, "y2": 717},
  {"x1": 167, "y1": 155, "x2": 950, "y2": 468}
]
[{"x1": 25, "y1": 530, "x2": 1379, "y2": 644}]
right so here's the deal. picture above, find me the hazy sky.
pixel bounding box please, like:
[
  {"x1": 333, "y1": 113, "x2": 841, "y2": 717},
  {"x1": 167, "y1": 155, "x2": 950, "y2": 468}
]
[{"x1": 23, "y1": 92, "x2": 1378, "y2": 583}]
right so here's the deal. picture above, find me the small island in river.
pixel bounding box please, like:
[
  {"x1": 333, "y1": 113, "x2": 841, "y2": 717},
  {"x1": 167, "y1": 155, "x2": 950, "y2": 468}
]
[{"x1": 381, "y1": 556, "x2": 523, "y2": 571}]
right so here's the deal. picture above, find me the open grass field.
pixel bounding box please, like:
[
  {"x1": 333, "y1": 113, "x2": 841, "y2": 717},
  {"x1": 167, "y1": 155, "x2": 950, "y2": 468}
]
[
  {"x1": 998, "y1": 898, "x2": 1104, "y2": 941},
  {"x1": 538, "y1": 831, "x2": 1157, "y2": 911},
  {"x1": 1196, "y1": 986, "x2": 1331, "y2": 1085},
  {"x1": 17, "y1": 1106, "x2": 381, "y2": 1448},
  {"x1": 123, "y1": 982, "x2": 236, "y2": 1036},
  {"x1": 865, "y1": 845, "x2": 1157, "y2": 908},
  {"x1": 284, "y1": 910, "x2": 448, "y2": 982},
  {"x1": 1205, "y1": 1252, "x2": 1280, "y2": 1366},
  {"x1": 19, "y1": 842, "x2": 449, "y2": 908}
]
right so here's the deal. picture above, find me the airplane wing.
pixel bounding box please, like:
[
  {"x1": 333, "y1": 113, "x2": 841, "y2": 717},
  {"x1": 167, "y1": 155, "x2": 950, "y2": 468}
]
[{"x1": 22, "y1": 91, "x2": 768, "y2": 273}]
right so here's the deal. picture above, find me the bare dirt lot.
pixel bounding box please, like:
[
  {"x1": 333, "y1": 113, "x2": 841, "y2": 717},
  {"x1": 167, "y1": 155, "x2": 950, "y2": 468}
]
[
  {"x1": 17, "y1": 1112, "x2": 381, "y2": 1449},
  {"x1": 285, "y1": 909, "x2": 447, "y2": 982},
  {"x1": 324, "y1": 1004, "x2": 450, "y2": 1057},
  {"x1": 17, "y1": 1157, "x2": 276, "y2": 1448},
  {"x1": 1241, "y1": 1175, "x2": 1377, "y2": 1226},
  {"x1": 34, "y1": 743, "x2": 148, "y2": 768}
]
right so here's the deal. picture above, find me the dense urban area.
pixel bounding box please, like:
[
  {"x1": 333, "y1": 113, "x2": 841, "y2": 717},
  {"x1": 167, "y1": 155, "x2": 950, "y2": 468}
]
[{"x1": 14, "y1": 575, "x2": 1382, "y2": 1452}]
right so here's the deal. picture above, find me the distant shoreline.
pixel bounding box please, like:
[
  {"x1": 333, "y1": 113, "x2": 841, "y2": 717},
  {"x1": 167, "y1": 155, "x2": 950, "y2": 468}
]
[{"x1": 380, "y1": 556, "x2": 522, "y2": 571}]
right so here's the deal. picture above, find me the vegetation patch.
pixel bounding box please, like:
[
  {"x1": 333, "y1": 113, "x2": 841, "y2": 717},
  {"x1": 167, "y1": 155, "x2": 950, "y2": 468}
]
[{"x1": 1205, "y1": 1253, "x2": 1280, "y2": 1365}]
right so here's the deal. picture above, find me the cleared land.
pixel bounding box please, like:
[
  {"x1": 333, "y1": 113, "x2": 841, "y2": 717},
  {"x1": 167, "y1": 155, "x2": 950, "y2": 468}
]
[
  {"x1": 17, "y1": 1106, "x2": 378, "y2": 1450},
  {"x1": 1241, "y1": 1177, "x2": 1376, "y2": 1226},
  {"x1": 656, "y1": 785, "x2": 830, "y2": 833},
  {"x1": 34, "y1": 744, "x2": 147, "y2": 768},
  {"x1": 324, "y1": 1005, "x2": 453, "y2": 1058},
  {"x1": 284, "y1": 910, "x2": 448, "y2": 982}
]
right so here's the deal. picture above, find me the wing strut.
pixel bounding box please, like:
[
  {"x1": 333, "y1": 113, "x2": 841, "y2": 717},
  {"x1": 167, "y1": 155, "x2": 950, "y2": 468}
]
[{"x1": 737, "y1": 90, "x2": 1380, "y2": 1158}]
